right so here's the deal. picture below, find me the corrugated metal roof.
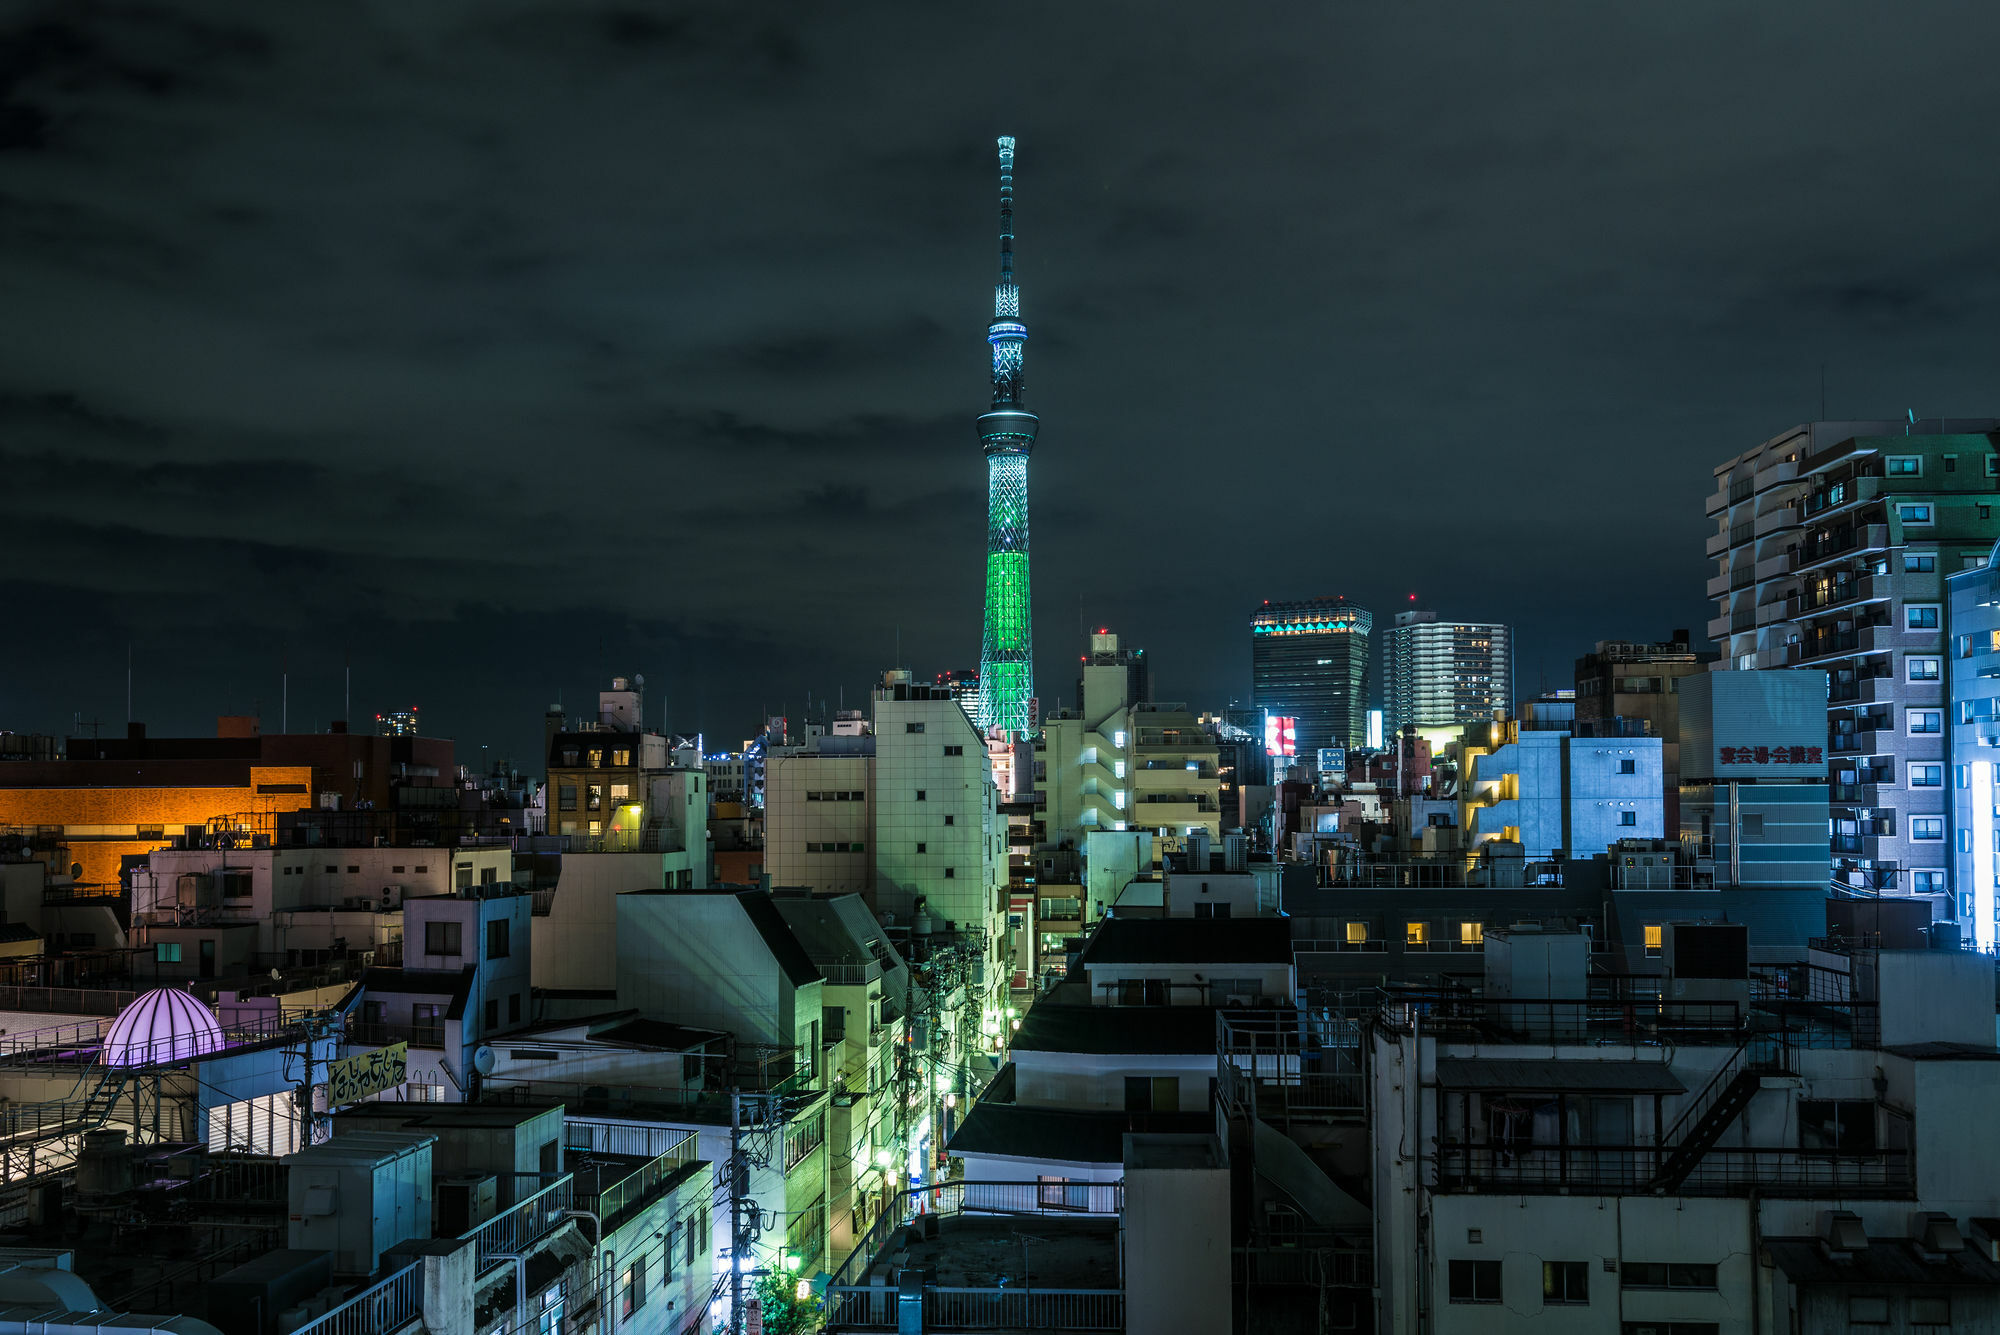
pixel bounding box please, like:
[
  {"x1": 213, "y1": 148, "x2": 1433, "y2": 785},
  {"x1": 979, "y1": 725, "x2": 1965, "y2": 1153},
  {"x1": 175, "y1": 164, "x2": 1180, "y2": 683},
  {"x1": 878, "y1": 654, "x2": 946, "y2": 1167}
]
[{"x1": 1433, "y1": 1057, "x2": 1685, "y2": 1093}]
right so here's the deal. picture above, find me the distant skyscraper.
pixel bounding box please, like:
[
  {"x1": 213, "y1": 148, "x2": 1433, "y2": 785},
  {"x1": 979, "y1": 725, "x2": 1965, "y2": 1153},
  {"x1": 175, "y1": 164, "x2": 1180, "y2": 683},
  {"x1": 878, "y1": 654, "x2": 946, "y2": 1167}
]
[
  {"x1": 934, "y1": 668, "x2": 980, "y2": 720},
  {"x1": 1379, "y1": 609, "x2": 1512, "y2": 735},
  {"x1": 974, "y1": 135, "x2": 1038, "y2": 738},
  {"x1": 1250, "y1": 597, "x2": 1373, "y2": 752}
]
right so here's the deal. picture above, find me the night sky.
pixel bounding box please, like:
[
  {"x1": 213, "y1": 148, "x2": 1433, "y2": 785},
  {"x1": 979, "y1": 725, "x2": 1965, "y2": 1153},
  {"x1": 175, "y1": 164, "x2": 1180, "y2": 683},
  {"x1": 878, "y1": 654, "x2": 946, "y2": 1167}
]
[{"x1": 5, "y1": 3, "x2": 2000, "y2": 769}]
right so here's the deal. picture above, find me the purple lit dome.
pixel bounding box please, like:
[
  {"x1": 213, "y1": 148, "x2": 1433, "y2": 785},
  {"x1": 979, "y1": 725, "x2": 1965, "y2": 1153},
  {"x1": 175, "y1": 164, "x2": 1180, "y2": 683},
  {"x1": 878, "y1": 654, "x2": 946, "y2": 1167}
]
[{"x1": 101, "y1": 988, "x2": 224, "y2": 1067}]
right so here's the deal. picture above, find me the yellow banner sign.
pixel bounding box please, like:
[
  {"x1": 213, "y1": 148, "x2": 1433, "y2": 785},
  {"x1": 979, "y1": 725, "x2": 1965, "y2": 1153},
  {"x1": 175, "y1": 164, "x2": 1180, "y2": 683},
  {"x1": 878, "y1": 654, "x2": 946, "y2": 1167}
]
[{"x1": 329, "y1": 1042, "x2": 408, "y2": 1105}]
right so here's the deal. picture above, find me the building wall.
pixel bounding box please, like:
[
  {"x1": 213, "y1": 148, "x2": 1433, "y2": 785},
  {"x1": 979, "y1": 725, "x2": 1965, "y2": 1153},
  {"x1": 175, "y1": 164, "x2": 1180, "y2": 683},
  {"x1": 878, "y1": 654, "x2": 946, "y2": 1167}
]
[
  {"x1": 873, "y1": 687, "x2": 999, "y2": 932},
  {"x1": 613, "y1": 894, "x2": 812, "y2": 1051},
  {"x1": 1012, "y1": 1049, "x2": 1216, "y2": 1111},
  {"x1": 764, "y1": 754, "x2": 873, "y2": 895},
  {"x1": 530, "y1": 851, "x2": 671, "y2": 990}
]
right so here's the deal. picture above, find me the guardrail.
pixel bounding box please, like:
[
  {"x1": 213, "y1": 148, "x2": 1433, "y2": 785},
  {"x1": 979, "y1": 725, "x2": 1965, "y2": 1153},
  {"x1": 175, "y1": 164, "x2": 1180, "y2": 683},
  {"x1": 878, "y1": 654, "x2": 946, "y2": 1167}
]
[
  {"x1": 461, "y1": 1173, "x2": 575, "y2": 1271},
  {"x1": 576, "y1": 1133, "x2": 699, "y2": 1230},
  {"x1": 291, "y1": 1260, "x2": 422, "y2": 1335},
  {"x1": 350, "y1": 1021, "x2": 445, "y2": 1050},
  {"x1": 1435, "y1": 1144, "x2": 1913, "y2": 1198},
  {"x1": 0, "y1": 987, "x2": 136, "y2": 1017}
]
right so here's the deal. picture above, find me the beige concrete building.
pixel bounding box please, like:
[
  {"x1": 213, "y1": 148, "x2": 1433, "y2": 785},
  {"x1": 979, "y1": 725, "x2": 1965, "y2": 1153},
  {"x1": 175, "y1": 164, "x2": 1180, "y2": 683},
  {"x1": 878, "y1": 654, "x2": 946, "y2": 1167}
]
[{"x1": 1035, "y1": 632, "x2": 1220, "y2": 861}]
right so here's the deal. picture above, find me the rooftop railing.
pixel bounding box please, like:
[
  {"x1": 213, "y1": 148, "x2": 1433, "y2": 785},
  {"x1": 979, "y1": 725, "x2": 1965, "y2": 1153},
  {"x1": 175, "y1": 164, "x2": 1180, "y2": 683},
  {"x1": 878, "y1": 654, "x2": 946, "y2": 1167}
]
[
  {"x1": 290, "y1": 1261, "x2": 422, "y2": 1335},
  {"x1": 826, "y1": 1287, "x2": 1122, "y2": 1332},
  {"x1": 461, "y1": 1173, "x2": 575, "y2": 1272},
  {"x1": 574, "y1": 1132, "x2": 699, "y2": 1230},
  {"x1": 828, "y1": 1180, "x2": 1124, "y2": 1291},
  {"x1": 1435, "y1": 1144, "x2": 1912, "y2": 1198}
]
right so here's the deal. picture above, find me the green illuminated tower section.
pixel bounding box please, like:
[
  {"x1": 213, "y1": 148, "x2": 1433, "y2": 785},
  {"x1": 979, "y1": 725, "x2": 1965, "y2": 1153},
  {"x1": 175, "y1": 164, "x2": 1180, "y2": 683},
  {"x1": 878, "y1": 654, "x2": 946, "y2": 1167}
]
[{"x1": 976, "y1": 135, "x2": 1038, "y2": 737}]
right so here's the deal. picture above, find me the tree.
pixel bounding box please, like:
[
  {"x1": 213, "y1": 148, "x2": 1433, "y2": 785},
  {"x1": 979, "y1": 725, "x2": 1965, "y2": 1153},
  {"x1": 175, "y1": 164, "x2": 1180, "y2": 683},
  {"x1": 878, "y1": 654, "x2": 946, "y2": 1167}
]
[{"x1": 752, "y1": 1268, "x2": 823, "y2": 1335}]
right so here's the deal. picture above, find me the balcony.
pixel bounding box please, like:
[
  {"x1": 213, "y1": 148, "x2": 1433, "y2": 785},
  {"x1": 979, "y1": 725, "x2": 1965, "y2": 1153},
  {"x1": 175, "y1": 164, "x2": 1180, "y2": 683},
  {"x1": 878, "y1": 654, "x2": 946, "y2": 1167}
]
[
  {"x1": 1794, "y1": 524, "x2": 1890, "y2": 572},
  {"x1": 572, "y1": 1132, "x2": 700, "y2": 1231},
  {"x1": 1753, "y1": 505, "x2": 1798, "y2": 537}
]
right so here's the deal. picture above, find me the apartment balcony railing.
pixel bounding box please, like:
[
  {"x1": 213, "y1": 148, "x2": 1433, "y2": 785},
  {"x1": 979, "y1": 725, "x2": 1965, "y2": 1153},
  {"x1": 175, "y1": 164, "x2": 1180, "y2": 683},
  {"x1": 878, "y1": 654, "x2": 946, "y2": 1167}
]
[
  {"x1": 823, "y1": 961, "x2": 879, "y2": 987},
  {"x1": 290, "y1": 1261, "x2": 422, "y2": 1335},
  {"x1": 1435, "y1": 1144, "x2": 1912, "y2": 1198},
  {"x1": 1794, "y1": 524, "x2": 1890, "y2": 571},
  {"x1": 40, "y1": 884, "x2": 124, "y2": 907}
]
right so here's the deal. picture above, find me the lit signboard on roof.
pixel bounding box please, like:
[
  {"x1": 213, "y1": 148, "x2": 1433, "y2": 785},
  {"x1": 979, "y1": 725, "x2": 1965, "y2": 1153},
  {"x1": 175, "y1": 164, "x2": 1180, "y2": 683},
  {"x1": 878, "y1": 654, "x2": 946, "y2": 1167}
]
[{"x1": 1264, "y1": 715, "x2": 1297, "y2": 758}]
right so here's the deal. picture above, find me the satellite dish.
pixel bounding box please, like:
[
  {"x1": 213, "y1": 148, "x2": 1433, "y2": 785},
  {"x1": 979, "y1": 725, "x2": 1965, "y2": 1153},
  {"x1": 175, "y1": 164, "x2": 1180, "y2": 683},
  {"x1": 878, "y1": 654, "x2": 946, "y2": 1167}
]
[
  {"x1": 634, "y1": 674, "x2": 644, "y2": 687},
  {"x1": 270, "y1": 968, "x2": 282, "y2": 982},
  {"x1": 69, "y1": 863, "x2": 82, "y2": 879},
  {"x1": 472, "y1": 1045, "x2": 496, "y2": 1077}
]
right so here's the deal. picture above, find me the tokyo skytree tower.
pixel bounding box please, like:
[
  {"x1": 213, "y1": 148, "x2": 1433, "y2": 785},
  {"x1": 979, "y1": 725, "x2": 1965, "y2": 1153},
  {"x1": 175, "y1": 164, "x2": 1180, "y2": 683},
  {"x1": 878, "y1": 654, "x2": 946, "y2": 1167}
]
[{"x1": 974, "y1": 135, "x2": 1039, "y2": 737}]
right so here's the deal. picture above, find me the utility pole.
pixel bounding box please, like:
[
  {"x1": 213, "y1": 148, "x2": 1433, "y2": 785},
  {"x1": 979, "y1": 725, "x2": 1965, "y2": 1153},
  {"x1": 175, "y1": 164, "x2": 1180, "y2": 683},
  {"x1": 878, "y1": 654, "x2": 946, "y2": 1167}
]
[{"x1": 730, "y1": 1088, "x2": 744, "y2": 1335}]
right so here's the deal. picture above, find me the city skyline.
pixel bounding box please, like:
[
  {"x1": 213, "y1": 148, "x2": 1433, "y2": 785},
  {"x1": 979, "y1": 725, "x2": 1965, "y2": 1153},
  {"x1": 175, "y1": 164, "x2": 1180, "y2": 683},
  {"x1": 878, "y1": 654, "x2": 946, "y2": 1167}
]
[{"x1": 6, "y1": 4, "x2": 2000, "y2": 764}]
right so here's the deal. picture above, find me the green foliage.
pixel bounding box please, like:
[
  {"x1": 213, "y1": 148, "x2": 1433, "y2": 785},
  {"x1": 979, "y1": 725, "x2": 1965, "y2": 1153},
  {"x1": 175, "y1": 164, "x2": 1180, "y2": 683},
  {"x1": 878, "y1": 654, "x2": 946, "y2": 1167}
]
[{"x1": 753, "y1": 1268, "x2": 823, "y2": 1335}]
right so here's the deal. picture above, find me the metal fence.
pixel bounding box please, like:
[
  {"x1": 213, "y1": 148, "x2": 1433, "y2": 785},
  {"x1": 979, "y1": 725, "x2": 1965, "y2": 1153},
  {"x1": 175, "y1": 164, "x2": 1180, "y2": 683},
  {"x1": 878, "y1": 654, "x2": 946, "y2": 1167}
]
[
  {"x1": 292, "y1": 1261, "x2": 423, "y2": 1335},
  {"x1": 825, "y1": 1286, "x2": 1123, "y2": 1331}
]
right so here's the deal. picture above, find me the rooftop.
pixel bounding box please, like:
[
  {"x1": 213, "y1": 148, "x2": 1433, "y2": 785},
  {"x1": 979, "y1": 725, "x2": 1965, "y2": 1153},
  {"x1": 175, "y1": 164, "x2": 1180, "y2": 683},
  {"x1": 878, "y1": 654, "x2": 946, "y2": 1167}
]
[
  {"x1": 1010, "y1": 1004, "x2": 1221, "y2": 1055},
  {"x1": 949, "y1": 1102, "x2": 1210, "y2": 1165},
  {"x1": 857, "y1": 1214, "x2": 1119, "y2": 1290}
]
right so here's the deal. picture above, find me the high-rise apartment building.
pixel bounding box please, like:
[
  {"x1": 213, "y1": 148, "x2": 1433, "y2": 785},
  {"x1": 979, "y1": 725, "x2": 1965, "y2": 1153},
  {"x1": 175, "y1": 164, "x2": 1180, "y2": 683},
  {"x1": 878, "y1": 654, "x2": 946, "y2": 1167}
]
[
  {"x1": 1707, "y1": 420, "x2": 2000, "y2": 910},
  {"x1": 1250, "y1": 597, "x2": 1372, "y2": 752},
  {"x1": 1378, "y1": 609, "x2": 1511, "y2": 737},
  {"x1": 1575, "y1": 631, "x2": 1717, "y2": 836}
]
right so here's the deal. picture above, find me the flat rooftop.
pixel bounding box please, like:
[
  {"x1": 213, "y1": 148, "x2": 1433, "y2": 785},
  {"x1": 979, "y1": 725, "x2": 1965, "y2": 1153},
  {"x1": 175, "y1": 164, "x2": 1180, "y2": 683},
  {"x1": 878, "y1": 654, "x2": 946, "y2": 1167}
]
[{"x1": 863, "y1": 1215, "x2": 1119, "y2": 1290}]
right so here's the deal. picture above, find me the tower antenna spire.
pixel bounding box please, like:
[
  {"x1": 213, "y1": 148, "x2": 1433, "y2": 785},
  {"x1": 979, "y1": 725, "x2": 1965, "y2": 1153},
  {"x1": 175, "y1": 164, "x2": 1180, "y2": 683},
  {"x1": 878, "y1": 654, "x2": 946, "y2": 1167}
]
[{"x1": 974, "y1": 135, "x2": 1039, "y2": 739}]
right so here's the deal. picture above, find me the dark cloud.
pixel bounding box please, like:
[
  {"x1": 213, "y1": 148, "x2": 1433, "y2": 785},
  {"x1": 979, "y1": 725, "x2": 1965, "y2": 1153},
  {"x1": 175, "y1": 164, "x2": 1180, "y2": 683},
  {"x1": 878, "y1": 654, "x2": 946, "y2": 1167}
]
[{"x1": 3, "y1": 0, "x2": 1999, "y2": 761}]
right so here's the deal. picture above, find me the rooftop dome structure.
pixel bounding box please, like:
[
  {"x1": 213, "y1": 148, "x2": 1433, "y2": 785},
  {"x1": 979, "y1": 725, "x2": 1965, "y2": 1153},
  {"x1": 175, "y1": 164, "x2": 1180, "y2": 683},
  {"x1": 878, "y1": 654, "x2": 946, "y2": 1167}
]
[{"x1": 101, "y1": 987, "x2": 225, "y2": 1067}]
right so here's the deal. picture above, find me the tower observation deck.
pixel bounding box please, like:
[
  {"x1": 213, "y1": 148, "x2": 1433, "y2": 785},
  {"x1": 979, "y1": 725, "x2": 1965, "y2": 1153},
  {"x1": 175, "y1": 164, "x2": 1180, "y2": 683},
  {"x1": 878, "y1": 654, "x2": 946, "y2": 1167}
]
[{"x1": 975, "y1": 135, "x2": 1038, "y2": 737}]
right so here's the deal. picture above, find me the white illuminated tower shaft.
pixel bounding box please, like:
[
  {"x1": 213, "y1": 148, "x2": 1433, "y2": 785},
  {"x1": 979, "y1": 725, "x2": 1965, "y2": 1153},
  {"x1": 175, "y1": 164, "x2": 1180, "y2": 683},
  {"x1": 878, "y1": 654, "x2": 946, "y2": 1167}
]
[{"x1": 975, "y1": 135, "x2": 1038, "y2": 737}]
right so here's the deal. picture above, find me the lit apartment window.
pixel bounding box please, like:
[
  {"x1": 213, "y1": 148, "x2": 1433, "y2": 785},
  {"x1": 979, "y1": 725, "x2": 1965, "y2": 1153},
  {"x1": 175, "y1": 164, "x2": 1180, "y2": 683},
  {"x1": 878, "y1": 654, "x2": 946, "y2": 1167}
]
[
  {"x1": 1406, "y1": 922, "x2": 1428, "y2": 945},
  {"x1": 1114, "y1": 761, "x2": 1126, "y2": 779},
  {"x1": 1911, "y1": 818, "x2": 1945, "y2": 840},
  {"x1": 1885, "y1": 456, "x2": 1922, "y2": 476},
  {"x1": 155, "y1": 942, "x2": 182, "y2": 963},
  {"x1": 1113, "y1": 731, "x2": 1127, "y2": 748},
  {"x1": 611, "y1": 749, "x2": 632, "y2": 767},
  {"x1": 1346, "y1": 922, "x2": 1368, "y2": 944},
  {"x1": 1909, "y1": 711, "x2": 1943, "y2": 735},
  {"x1": 1907, "y1": 604, "x2": 1940, "y2": 629},
  {"x1": 1908, "y1": 657, "x2": 1941, "y2": 681},
  {"x1": 1901, "y1": 503, "x2": 1934, "y2": 525},
  {"x1": 1459, "y1": 922, "x2": 1483, "y2": 946},
  {"x1": 1542, "y1": 1261, "x2": 1588, "y2": 1305},
  {"x1": 1114, "y1": 790, "x2": 1127, "y2": 809},
  {"x1": 1643, "y1": 924, "x2": 1663, "y2": 956}
]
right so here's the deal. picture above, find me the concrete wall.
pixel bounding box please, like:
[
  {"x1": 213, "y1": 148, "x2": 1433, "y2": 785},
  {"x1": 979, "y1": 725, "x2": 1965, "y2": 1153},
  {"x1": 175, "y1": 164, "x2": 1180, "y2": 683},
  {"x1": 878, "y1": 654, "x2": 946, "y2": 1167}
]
[
  {"x1": 1012, "y1": 1049, "x2": 1216, "y2": 1112},
  {"x1": 765, "y1": 753, "x2": 873, "y2": 897},
  {"x1": 614, "y1": 894, "x2": 794, "y2": 1046},
  {"x1": 1122, "y1": 1136, "x2": 1230, "y2": 1335},
  {"x1": 1567, "y1": 739, "x2": 1666, "y2": 856},
  {"x1": 530, "y1": 852, "x2": 664, "y2": 989}
]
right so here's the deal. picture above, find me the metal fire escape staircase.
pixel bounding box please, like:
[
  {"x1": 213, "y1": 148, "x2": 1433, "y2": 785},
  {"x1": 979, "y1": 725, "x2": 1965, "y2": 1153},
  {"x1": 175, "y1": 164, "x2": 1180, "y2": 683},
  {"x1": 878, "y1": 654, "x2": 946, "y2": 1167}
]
[{"x1": 1648, "y1": 1037, "x2": 1786, "y2": 1192}]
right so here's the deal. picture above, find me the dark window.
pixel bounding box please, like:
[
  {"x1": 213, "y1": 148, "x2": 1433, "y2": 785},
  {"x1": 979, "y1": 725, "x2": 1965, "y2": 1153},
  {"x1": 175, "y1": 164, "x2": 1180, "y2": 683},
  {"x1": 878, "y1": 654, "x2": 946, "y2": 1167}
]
[
  {"x1": 1123, "y1": 1076, "x2": 1150, "y2": 1111},
  {"x1": 392, "y1": 865, "x2": 406, "y2": 874},
  {"x1": 1618, "y1": 758, "x2": 1636, "y2": 774},
  {"x1": 484, "y1": 998, "x2": 499, "y2": 1029},
  {"x1": 347, "y1": 865, "x2": 360, "y2": 874},
  {"x1": 1622, "y1": 1263, "x2": 1718, "y2": 1290},
  {"x1": 906, "y1": 722, "x2": 925, "y2": 734},
  {"x1": 1911, "y1": 1296, "x2": 1950, "y2": 1325},
  {"x1": 508, "y1": 992, "x2": 522, "y2": 1023},
  {"x1": 559, "y1": 786, "x2": 577, "y2": 811},
  {"x1": 1448, "y1": 1260, "x2": 1501, "y2": 1304},
  {"x1": 915, "y1": 789, "x2": 926, "y2": 801},
  {"x1": 1195, "y1": 902, "x2": 1231, "y2": 919},
  {"x1": 1849, "y1": 1295, "x2": 1889, "y2": 1324},
  {"x1": 1799, "y1": 1100, "x2": 1877, "y2": 1153},
  {"x1": 943, "y1": 814, "x2": 954, "y2": 825},
  {"x1": 944, "y1": 867, "x2": 955, "y2": 879},
  {"x1": 424, "y1": 921, "x2": 462, "y2": 956},
  {"x1": 1543, "y1": 1261, "x2": 1589, "y2": 1304},
  {"x1": 1619, "y1": 812, "x2": 1637, "y2": 826},
  {"x1": 487, "y1": 919, "x2": 511, "y2": 960},
  {"x1": 620, "y1": 1255, "x2": 647, "y2": 1316},
  {"x1": 943, "y1": 745, "x2": 963, "y2": 756},
  {"x1": 1118, "y1": 980, "x2": 1145, "y2": 1006}
]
